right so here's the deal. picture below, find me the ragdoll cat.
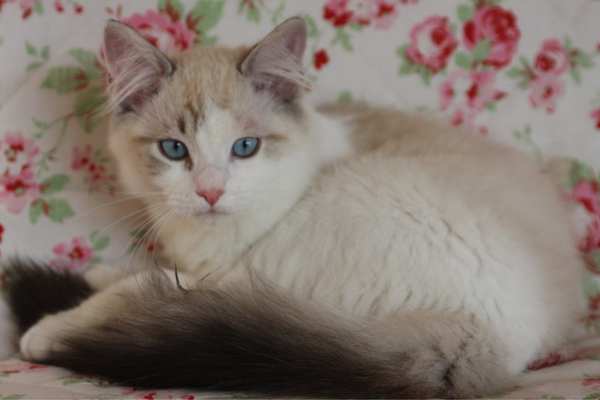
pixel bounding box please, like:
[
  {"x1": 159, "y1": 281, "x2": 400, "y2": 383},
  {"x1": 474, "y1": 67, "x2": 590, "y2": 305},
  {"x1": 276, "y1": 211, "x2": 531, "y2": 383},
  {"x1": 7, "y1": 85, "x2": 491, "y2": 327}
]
[{"x1": 2, "y1": 17, "x2": 587, "y2": 398}]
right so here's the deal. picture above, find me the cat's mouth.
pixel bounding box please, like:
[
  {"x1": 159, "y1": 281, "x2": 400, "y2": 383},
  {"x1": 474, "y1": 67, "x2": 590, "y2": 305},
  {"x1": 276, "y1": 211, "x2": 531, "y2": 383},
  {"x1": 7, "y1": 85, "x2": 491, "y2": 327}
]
[{"x1": 193, "y1": 207, "x2": 230, "y2": 217}]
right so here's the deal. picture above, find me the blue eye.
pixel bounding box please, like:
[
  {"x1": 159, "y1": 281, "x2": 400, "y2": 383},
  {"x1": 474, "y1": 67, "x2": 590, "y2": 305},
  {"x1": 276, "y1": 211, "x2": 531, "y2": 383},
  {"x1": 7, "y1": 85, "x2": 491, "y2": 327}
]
[
  {"x1": 159, "y1": 139, "x2": 188, "y2": 161},
  {"x1": 231, "y1": 137, "x2": 261, "y2": 159}
]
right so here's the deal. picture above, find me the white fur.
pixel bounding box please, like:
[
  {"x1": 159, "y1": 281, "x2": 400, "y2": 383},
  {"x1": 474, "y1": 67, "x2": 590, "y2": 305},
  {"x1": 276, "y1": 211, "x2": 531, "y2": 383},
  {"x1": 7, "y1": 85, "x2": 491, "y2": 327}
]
[
  {"x1": 153, "y1": 107, "x2": 585, "y2": 376},
  {"x1": 18, "y1": 20, "x2": 587, "y2": 392}
]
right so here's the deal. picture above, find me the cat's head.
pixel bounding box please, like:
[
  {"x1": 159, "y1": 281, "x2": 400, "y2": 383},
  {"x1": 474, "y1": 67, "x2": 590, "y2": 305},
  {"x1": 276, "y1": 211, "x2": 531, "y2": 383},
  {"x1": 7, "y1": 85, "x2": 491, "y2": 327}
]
[{"x1": 103, "y1": 18, "x2": 320, "y2": 224}]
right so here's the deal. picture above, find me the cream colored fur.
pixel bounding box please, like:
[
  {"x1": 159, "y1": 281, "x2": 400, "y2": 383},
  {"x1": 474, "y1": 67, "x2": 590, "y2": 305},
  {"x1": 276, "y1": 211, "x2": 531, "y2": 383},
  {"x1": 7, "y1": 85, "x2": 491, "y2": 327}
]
[{"x1": 18, "y1": 18, "x2": 587, "y2": 396}]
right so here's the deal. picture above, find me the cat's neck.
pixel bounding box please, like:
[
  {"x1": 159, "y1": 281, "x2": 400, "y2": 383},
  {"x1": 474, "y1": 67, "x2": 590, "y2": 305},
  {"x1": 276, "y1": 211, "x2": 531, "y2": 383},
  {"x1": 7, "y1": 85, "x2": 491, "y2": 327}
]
[{"x1": 156, "y1": 105, "x2": 353, "y2": 276}]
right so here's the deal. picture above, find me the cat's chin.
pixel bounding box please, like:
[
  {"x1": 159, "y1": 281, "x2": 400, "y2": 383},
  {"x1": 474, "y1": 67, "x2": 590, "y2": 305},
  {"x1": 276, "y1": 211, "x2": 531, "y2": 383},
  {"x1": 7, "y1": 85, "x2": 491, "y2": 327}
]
[{"x1": 192, "y1": 208, "x2": 231, "y2": 217}]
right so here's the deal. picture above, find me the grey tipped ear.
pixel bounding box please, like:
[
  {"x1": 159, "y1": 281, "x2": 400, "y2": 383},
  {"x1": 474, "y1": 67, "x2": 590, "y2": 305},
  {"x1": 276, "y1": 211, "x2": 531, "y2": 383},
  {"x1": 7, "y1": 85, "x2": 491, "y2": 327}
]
[
  {"x1": 103, "y1": 19, "x2": 174, "y2": 113},
  {"x1": 240, "y1": 17, "x2": 309, "y2": 103}
]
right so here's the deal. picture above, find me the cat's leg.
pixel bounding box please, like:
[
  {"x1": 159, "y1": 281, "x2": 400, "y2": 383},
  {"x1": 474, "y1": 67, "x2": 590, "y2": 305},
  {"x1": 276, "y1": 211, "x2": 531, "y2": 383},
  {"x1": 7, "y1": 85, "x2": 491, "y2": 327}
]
[
  {"x1": 83, "y1": 263, "x2": 136, "y2": 290},
  {"x1": 19, "y1": 269, "x2": 194, "y2": 361}
]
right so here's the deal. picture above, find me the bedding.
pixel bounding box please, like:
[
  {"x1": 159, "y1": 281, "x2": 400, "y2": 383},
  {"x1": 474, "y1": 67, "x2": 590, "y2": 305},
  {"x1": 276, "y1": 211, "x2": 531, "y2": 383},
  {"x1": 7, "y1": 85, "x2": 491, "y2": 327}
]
[{"x1": 1, "y1": 0, "x2": 600, "y2": 398}]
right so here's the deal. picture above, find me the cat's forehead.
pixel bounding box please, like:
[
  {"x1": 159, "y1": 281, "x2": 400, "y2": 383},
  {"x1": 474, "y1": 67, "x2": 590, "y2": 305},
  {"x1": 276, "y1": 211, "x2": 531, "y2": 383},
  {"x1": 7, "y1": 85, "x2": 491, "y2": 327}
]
[{"x1": 142, "y1": 46, "x2": 252, "y2": 132}]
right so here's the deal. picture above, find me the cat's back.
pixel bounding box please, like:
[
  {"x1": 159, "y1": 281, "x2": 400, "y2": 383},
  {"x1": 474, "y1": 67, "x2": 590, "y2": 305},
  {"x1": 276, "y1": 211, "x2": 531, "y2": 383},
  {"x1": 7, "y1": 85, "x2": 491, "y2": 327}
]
[{"x1": 249, "y1": 104, "x2": 584, "y2": 369}]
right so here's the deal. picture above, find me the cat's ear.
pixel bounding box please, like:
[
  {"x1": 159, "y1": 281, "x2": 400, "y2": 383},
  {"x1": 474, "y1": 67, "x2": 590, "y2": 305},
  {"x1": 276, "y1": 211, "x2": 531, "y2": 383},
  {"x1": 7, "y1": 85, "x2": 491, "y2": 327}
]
[
  {"x1": 239, "y1": 17, "x2": 309, "y2": 103},
  {"x1": 103, "y1": 19, "x2": 174, "y2": 113}
]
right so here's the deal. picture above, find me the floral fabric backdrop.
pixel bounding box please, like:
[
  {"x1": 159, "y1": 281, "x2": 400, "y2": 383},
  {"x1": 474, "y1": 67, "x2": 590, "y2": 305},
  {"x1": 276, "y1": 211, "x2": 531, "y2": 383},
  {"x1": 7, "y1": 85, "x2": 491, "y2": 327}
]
[{"x1": 1, "y1": 0, "x2": 600, "y2": 398}]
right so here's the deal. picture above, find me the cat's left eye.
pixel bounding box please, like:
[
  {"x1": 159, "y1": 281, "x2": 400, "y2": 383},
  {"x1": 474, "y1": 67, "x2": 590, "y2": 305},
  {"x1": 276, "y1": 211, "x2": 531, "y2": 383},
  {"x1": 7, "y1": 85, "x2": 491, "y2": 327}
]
[
  {"x1": 159, "y1": 139, "x2": 189, "y2": 161},
  {"x1": 231, "y1": 137, "x2": 261, "y2": 159}
]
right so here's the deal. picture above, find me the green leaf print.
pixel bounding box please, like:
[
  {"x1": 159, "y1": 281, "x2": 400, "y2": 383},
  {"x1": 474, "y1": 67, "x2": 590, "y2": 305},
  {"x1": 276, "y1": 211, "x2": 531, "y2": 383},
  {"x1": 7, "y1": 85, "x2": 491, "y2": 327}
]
[
  {"x1": 588, "y1": 250, "x2": 600, "y2": 274},
  {"x1": 333, "y1": 29, "x2": 352, "y2": 51},
  {"x1": 455, "y1": 52, "x2": 472, "y2": 69},
  {"x1": 457, "y1": 4, "x2": 473, "y2": 22},
  {"x1": 90, "y1": 231, "x2": 110, "y2": 252},
  {"x1": 472, "y1": 39, "x2": 491, "y2": 63},
  {"x1": 239, "y1": 0, "x2": 261, "y2": 23},
  {"x1": 190, "y1": 0, "x2": 225, "y2": 33},
  {"x1": 74, "y1": 86, "x2": 107, "y2": 132},
  {"x1": 29, "y1": 200, "x2": 44, "y2": 224},
  {"x1": 25, "y1": 41, "x2": 37, "y2": 56},
  {"x1": 41, "y1": 174, "x2": 69, "y2": 195},
  {"x1": 46, "y1": 198, "x2": 75, "y2": 223},
  {"x1": 304, "y1": 15, "x2": 319, "y2": 39},
  {"x1": 42, "y1": 67, "x2": 88, "y2": 93},
  {"x1": 337, "y1": 90, "x2": 353, "y2": 104},
  {"x1": 158, "y1": 0, "x2": 184, "y2": 20},
  {"x1": 569, "y1": 160, "x2": 596, "y2": 188},
  {"x1": 68, "y1": 48, "x2": 98, "y2": 71}
]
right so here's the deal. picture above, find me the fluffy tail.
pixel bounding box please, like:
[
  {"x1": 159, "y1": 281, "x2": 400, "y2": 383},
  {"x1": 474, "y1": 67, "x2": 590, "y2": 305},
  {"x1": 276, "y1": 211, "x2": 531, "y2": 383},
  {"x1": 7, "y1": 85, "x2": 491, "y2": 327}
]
[
  {"x1": 4, "y1": 267, "x2": 510, "y2": 398},
  {"x1": 2, "y1": 259, "x2": 94, "y2": 334}
]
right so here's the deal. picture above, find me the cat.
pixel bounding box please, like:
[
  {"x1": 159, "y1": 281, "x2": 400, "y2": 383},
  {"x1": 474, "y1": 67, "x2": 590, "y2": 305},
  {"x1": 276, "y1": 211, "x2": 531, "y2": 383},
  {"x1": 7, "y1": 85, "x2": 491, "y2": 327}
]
[{"x1": 1, "y1": 17, "x2": 588, "y2": 398}]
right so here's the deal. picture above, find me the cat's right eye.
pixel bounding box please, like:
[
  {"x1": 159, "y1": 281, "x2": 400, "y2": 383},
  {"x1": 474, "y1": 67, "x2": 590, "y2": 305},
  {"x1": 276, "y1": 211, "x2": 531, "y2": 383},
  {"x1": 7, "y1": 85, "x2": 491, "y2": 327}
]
[{"x1": 158, "y1": 139, "x2": 189, "y2": 161}]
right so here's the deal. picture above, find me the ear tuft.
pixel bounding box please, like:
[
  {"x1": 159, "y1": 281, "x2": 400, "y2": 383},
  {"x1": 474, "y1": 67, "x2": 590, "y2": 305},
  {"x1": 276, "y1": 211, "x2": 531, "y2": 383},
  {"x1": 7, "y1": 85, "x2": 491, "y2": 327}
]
[
  {"x1": 240, "y1": 17, "x2": 310, "y2": 103},
  {"x1": 102, "y1": 19, "x2": 174, "y2": 113}
]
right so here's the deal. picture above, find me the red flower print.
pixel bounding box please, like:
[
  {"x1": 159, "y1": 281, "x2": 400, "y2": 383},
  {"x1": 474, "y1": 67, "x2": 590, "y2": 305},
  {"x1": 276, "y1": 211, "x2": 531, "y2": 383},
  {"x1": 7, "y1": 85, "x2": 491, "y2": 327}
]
[
  {"x1": 53, "y1": 0, "x2": 63, "y2": 12},
  {"x1": 122, "y1": 9, "x2": 196, "y2": 52},
  {"x1": 573, "y1": 181, "x2": 600, "y2": 215},
  {"x1": 323, "y1": 0, "x2": 399, "y2": 29},
  {"x1": 534, "y1": 39, "x2": 569, "y2": 77},
  {"x1": 313, "y1": 49, "x2": 330, "y2": 70},
  {"x1": 527, "y1": 352, "x2": 566, "y2": 370},
  {"x1": 71, "y1": 145, "x2": 116, "y2": 193},
  {"x1": 528, "y1": 74, "x2": 564, "y2": 114},
  {"x1": 440, "y1": 70, "x2": 505, "y2": 128},
  {"x1": 0, "y1": 224, "x2": 4, "y2": 248},
  {"x1": 463, "y1": 5, "x2": 520, "y2": 68},
  {"x1": 591, "y1": 108, "x2": 600, "y2": 130},
  {"x1": 571, "y1": 181, "x2": 600, "y2": 252},
  {"x1": 583, "y1": 377, "x2": 600, "y2": 388},
  {"x1": 71, "y1": 145, "x2": 92, "y2": 170},
  {"x1": 0, "y1": 169, "x2": 41, "y2": 213},
  {"x1": 0, "y1": 132, "x2": 41, "y2": 214},
  {"x1": 589, "y1": 293, "x2": 600, "y2": 311},
  {"x1": 406, "y1": 16, "x2": 457, "y2": 73},
  {"x1": 73, "y1": 2, "x2": 83, "y2": 14},
  {"x1": 51, "y1": 237, "x2": 94, "y2": 271}
]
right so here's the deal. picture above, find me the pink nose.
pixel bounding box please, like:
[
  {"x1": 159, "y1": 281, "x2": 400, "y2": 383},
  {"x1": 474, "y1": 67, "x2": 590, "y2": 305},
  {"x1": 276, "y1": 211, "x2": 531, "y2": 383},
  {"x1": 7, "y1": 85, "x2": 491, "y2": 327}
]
[{"x1": 196, "y1": 188, "x2": 224, "y2": 206}]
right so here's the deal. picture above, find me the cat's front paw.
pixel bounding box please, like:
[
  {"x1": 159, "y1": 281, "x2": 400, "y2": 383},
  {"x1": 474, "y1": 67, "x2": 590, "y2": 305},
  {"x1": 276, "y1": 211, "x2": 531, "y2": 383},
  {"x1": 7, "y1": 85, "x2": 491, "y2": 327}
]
[{"x1": 20, "y1": 314, "x2": 69, "y2": 361}]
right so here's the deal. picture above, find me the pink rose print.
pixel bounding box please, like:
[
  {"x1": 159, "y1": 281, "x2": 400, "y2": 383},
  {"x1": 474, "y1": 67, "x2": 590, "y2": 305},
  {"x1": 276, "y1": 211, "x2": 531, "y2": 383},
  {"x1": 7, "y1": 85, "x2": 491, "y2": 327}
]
[
  {"x1": 572, "y1": 181, "x2": 600, "y2": 252},
  {"x1": 122, "y1": 9, "x2": 196, "y2": 52},
  {"x1": 463, "y1": 5, "x2": 520, "y2": 68},
  {"x1": 323, "y1": 0, "x2": 399, "y2": 29},
  {"x1": 0, "y1": 168, "x2": 41, "y2": 213},
  {"x1": 440, "y1": 70, "x2": 506, "y2": 127},
  {"x1": 2, "y1": 131, "x2": 39, "y2": 165},
  {"x1": 528, "y1": 74, "x2": 564, "y2": 114},
  {"x1": 591, "y1": 108, "x2": 600, "y2": 130},
  {"x1": 406, "y1": 16, "x2": 457, "y2": 73},
  {"x1": 0, "y1": 132, "x2": 41, "y2": 213},
  {"x1": 51, "y1": 236, "x2": 93, "y2": 271},
  {"x1": 534, "y1": 39, "x2": 569, "y2": 77},
  {"x1": 573, "y1": 181, "x2": 600, "y2": 215}
]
